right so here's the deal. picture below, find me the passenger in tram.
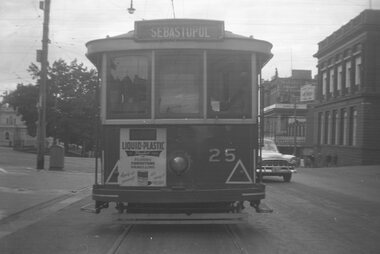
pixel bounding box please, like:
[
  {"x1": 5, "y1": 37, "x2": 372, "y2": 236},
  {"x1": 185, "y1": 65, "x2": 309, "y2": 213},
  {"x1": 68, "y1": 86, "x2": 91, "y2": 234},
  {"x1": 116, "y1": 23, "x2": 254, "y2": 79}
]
[
  {"x1": 210, "y1": 71, "x2": 250, "y2": 116},
  {"x1": 228, "y1": 71, "x2": 250, "y2": 114}
]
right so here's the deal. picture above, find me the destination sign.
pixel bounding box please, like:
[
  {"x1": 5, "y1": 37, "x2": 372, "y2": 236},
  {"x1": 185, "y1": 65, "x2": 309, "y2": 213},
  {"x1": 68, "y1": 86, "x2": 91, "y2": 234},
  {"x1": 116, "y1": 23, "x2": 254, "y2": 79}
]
[{"x1": 134, "y1": 19, "x2": 224, "y2": 41}]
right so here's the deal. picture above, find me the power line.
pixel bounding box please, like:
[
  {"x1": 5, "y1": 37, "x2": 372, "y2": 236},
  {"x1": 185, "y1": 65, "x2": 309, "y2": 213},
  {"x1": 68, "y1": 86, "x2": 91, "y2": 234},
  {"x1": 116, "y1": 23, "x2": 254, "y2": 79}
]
[{"x1": 171, "y1": 0, "x2": 176, "y2": 19}]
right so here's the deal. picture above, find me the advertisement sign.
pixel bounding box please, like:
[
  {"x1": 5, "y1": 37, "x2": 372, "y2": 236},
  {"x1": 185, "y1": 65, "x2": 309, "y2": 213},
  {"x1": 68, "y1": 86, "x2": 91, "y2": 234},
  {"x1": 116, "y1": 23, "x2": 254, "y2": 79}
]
[
  {"x1": 118, "y1": 128, "x2": 166, "y2": 187},
  {"x1": 300, "y1": 84, "x2": 315, "y2": 102},
  {"x1": 134, "y1": 19, "x2": 224, "y2": 41}
]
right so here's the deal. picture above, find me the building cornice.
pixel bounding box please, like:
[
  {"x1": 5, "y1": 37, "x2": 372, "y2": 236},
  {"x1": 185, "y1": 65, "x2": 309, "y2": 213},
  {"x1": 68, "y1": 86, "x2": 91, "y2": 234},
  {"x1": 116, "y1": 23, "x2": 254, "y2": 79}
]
[{"x1": 314, "y1": 9, "x2": 380, "y2": 58}]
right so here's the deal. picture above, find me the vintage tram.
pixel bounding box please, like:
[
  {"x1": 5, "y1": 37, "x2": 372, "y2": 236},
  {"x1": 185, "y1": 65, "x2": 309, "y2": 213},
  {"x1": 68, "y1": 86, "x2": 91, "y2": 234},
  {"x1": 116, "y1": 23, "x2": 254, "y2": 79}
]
[{"x1": 85, "y1": 19, "x2": 272, "y2": 223}]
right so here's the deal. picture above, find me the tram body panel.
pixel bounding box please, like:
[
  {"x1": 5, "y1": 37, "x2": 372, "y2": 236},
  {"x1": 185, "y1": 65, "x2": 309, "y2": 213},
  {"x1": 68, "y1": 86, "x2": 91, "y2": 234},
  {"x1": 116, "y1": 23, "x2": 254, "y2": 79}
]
[
  {"x1": 86, "y1": 19, "x2": 272, "y2": 217},
  {"x1": 98, "y1": 124, "x2": 262, "y2": 204}
]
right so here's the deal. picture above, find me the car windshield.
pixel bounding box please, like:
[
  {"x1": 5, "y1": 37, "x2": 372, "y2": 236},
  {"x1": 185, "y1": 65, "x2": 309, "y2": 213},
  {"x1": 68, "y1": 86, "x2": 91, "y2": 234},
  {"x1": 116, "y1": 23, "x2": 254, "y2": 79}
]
[{"x1": 263, "y1": 139, "x2": 278, "y2": 153}]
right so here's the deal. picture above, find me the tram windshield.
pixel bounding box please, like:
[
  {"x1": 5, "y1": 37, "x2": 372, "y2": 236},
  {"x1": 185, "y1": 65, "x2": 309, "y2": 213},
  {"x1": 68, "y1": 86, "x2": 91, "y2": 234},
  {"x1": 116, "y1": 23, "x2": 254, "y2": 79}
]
[
  {"x1": 107, "y1": 54, "x2": 150, "y2": 118},
  {"x1": 105, "y1": 50, "x2": 253, "y2": 120},
  {"x1": 207, "y1": 52, "x2": 251, "y2": 118},
  {"x1": 156, "y1": 51, "x2": 202, "y2": 117}
]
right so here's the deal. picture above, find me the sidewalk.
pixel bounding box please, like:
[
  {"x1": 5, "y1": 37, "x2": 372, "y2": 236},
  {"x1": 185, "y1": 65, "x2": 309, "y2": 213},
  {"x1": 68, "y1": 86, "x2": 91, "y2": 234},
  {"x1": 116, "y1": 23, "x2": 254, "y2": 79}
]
[{"x1": 0, "y1": 147, "x2": 95, "y2": 221}]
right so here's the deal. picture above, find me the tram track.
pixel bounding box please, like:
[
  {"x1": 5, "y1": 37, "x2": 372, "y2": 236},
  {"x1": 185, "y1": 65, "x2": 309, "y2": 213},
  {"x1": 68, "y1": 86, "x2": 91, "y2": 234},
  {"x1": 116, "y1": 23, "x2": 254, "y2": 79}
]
[
  {"x1": 224, "y1": 225, "x2": 250, "y2": 254},
  {"x1": 106, "y1": 225, "x2": 135, "y2": 254}
]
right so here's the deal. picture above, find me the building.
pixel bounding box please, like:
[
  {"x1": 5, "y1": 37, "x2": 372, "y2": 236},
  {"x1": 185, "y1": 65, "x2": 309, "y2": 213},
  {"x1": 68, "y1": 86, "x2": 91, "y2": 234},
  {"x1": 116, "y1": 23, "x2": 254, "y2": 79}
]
[
  {"x1": 0, "y1": 103, "x2": 35, "y2": 148},
  {"x1": 313, "y1": 9, "x2": 380, "y2": 166},
  {"x1": 263, "y1": 70, "x2": 316, "y2": 155}
]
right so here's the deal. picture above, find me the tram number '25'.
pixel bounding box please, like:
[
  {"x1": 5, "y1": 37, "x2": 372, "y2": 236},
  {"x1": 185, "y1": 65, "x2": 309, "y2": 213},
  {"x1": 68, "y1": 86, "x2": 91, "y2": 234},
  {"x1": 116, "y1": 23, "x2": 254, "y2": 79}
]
[{"x1": 209, "y1": 148, "x2": 237, "y2": 162}]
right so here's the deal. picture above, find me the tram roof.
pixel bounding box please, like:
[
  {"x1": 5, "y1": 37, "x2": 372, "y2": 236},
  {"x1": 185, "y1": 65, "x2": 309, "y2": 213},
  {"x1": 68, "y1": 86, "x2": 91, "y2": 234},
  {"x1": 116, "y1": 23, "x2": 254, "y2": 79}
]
[{"x1": 85, "y1": 19, "x2": 273, "y2": 68}]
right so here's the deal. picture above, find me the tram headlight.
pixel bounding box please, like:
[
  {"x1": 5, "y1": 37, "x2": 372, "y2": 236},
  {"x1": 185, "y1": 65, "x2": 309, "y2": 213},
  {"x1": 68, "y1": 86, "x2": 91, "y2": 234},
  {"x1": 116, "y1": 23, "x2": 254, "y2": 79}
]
[{"x1": 169, "y1": 152, "x2": 190, "y2": 175}]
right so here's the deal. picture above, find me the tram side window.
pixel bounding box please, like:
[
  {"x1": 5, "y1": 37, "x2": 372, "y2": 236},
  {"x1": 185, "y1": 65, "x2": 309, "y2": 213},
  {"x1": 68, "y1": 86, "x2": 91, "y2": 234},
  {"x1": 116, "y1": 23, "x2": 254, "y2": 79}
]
[
  {"x1": 207, "y1": 53, "x2": 251, "y2": 118},
  {"x1": 107, "y1": 55, "x2": 150, "y2": 118},
  {"x1": 156, "y1": 52, "x2": 202, "y2": 118}
]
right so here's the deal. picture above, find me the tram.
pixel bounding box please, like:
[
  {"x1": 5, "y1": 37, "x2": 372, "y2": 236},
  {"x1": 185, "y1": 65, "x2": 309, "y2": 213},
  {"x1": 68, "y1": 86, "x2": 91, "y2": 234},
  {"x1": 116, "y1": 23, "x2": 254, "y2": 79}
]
[{"x1": 85, "y1": 19, "x2": 272, "y2": 223}]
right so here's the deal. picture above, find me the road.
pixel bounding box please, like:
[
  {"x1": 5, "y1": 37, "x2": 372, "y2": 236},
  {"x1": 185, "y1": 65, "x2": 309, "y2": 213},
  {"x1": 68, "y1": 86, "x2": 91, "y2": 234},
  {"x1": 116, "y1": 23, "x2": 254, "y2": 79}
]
[{"x1": 0, "y1": 147, "x2": 379, "y2": 253}]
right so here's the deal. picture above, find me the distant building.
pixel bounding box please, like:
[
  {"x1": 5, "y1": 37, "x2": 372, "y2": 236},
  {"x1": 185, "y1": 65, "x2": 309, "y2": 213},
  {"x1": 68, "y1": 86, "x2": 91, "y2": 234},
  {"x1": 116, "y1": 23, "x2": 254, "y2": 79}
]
[
  {"x1": 263, "y1": 70, "x2": 317, "y2": 155},
  {"x1": 0, "y1": 103, "x2": 35, "y2": 148},
  {"x1": 313, "y1": 9, "x2": 380, "y2": 166}
]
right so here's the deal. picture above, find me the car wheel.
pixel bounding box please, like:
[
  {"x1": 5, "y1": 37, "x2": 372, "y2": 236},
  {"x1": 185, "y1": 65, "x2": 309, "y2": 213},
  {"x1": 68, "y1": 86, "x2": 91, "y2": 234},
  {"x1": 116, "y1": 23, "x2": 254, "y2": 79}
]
[{"x1": 283, "y1": 174, "x2": 292, "y2": 182}]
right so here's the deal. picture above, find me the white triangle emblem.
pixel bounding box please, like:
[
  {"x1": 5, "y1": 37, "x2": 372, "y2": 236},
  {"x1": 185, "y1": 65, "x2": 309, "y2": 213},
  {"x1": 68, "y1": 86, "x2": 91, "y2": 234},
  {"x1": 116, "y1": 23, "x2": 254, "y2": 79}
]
[
  {"x1": 105, "y1": 160, "x2": 119, "y2": 184},
  {"x1": 225, "y1": 159, "x2": 253, "y2": 184}
]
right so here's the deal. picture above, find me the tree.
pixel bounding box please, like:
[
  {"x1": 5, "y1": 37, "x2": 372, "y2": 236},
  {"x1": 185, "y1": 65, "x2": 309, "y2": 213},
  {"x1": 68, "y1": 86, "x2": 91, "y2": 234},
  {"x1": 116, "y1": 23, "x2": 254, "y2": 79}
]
[{"x1": 4, "y1": 59, "x2": 99, "y2": 154}]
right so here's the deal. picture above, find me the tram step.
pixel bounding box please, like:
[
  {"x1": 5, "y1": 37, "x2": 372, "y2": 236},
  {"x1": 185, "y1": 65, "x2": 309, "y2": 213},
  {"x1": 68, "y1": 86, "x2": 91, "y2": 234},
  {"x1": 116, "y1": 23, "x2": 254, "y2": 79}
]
[{"x1": 112, "y1": 212, "x2": 248, "y2": 224}]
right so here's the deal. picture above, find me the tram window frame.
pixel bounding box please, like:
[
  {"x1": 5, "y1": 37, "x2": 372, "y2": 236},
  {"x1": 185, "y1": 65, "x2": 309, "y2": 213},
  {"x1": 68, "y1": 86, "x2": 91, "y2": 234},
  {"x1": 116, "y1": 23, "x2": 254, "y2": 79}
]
[
  {"x1": 106, "y1": 52, "x2": 151, "y2": 119},
  {"x1": 155, "y1": 50, "x2": 203, "y2": 119},
  {"x1": 207, "y1": 51, "x2": 252, "y2": 119}
]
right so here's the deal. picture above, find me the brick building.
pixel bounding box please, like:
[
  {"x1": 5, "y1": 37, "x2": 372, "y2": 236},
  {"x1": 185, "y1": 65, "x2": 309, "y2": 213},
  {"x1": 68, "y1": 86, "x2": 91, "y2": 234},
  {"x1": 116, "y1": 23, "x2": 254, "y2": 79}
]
[
  {"x1": 263, "y1": 70, "x2": 316, "y2": 155},
  {"x1": 313, "y1": 9, "x2": 380, "y2": 166}
]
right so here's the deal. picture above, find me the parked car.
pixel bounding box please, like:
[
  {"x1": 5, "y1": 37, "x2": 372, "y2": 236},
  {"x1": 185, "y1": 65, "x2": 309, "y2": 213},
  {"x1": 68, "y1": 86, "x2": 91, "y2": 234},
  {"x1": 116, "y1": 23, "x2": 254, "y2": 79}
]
[{"x1": 257, "y1": 138, "x2": 297, "y2": 182}]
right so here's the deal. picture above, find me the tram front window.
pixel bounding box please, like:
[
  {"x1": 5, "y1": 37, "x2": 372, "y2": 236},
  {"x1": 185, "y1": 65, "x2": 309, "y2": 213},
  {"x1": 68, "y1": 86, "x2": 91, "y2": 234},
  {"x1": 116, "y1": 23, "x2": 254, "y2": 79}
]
[
  {"x1": 207, "y1": 53, "x2": 251, "y2": 118},
  {"x1": 107, "y1": 55, "x2": 150, "y2": 118},
  {"x1": 156, "y1": 52, "x2": 202, "y2": 118}
]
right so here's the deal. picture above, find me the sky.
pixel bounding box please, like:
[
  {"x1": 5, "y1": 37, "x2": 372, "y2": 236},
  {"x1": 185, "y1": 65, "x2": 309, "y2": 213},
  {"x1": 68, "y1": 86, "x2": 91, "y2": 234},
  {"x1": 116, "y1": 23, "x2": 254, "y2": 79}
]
[{"x1": 1, "y1": 0, "x2": 379, "y2": 94}]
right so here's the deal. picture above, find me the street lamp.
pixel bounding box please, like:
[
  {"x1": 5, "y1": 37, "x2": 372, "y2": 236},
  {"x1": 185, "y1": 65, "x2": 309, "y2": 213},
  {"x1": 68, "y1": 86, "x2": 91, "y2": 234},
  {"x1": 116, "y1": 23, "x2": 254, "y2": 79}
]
[{"x1": 127, "y1": 0, "x2": 135, "y2": 14}]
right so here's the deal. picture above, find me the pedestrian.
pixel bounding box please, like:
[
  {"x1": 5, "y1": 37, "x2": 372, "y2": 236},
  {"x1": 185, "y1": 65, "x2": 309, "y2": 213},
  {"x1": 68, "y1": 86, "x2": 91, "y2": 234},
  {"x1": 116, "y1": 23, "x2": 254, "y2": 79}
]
[
  {"x1": 332, "y1": 154, "x2": 338, "y2": 166},
  {"x1": 326, "y1": 155, "x2": 331, "y2": 167},
  {"x1": 309, "y1": 155, "x2": 315, "y2": 168}
]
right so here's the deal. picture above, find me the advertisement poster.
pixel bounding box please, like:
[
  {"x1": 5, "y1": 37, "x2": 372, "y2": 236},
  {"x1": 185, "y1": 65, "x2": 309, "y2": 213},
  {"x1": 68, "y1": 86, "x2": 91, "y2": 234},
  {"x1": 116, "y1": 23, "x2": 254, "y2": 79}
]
[{"x1": 118, "y1": 128, "x2": 166, "y2": 187}]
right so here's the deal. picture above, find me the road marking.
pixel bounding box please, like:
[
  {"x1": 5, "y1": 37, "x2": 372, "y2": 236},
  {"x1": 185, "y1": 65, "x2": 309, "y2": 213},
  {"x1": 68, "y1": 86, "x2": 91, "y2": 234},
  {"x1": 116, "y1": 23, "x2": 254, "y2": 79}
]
[
  {"x1": 0, "y1": 168, "x2": 8, "y2": 174},
  {"x1": 0, "y1": 186, "x2": 34, "y2": 194}
]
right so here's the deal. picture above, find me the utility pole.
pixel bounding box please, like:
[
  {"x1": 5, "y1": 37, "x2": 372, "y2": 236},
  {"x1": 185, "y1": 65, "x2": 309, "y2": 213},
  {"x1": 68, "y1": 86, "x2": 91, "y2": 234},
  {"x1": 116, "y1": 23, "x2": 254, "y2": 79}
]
[
  {"x1": 293, "y1": 97, "x2": 297, "y2": 156},
  {"x1": 37, "y1": 0, "x2": 51, "y2": 169}
]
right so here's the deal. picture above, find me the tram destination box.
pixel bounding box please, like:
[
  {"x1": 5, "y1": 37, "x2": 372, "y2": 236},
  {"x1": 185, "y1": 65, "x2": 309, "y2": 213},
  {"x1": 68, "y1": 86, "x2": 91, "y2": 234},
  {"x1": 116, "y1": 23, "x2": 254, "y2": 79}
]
[{"x1": 134, "y1": 19, "x2": 225, "y2": 41}]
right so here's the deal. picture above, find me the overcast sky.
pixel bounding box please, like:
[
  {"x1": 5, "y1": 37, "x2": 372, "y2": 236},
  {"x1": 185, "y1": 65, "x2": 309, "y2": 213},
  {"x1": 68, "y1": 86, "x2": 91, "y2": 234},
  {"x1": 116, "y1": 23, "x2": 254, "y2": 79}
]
[{"x1": 1, "y1": 0, "x2": 379, "y2": 94}]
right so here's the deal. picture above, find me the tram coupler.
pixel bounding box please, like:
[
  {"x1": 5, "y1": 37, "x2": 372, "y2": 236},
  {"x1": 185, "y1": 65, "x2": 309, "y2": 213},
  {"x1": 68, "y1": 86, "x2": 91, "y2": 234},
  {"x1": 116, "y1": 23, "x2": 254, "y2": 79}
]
[{"x1": 250, "y1": 201, "x2": 273, "y2": 213}]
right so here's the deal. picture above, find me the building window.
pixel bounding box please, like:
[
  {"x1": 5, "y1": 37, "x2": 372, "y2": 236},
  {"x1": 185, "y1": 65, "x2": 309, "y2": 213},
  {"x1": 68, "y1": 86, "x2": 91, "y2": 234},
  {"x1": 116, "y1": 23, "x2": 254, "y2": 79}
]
[
  {"x1": 337, "y1": 65, "x2": 342, "y2": 93},
  {"x1": 332, "y1": 110, "x2": 338, "y2": 145},
  {"x1": 355, "y1": 57, "x2": 361, "y2": 87},
  {"x1": 345, "y1": 61, "x2": 351, "y2": 90},
  {"x1": 324, "y1": 111, "x2": 330, "y2": 144},
  {"x1": 322, "y1": 72, "x2": 327, "y2": 97},
  {"x1": 329, "y1": 70, "x2": 334, "y2": 95},
  {"x1": 340, "y1": 108, "x2": 348, "y2": 145},
  {"x1": 328, "y1": 111, "x2": 332, "y2": 144},
  {"x1": 318, "y1": 112, "x2": 324, "y2": 145},
  {"x1": 349, "y1": 107, "x2": 357, "y2": 146}
]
